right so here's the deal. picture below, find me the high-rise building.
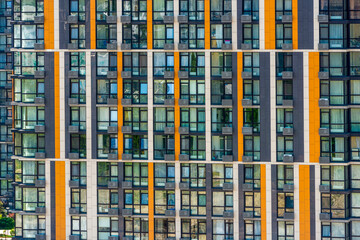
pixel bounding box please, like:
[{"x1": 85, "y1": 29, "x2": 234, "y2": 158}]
[{"x1": 0, "y1": 0, "x2": 360, "y2": 239}]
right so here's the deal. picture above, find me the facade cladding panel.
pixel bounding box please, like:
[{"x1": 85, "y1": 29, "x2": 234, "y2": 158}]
[{"x1": 0, "y1": 0, "x2": 359, "y2": 239}]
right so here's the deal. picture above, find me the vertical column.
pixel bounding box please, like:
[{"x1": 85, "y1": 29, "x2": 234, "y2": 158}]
[
  {"x1": 270, "y1": 165, "x2": 277, "y2": 239},
  {"x1": 204, "y1": 0, "x2": 210, "y2": 49},
  {"x1": 87, "y1": 160, "x2": 98, "y2": 239},
  {"x1": 148, "y1": 162, "x2": 154, "y2": 240},
  {"x1": 303, "y1": 52, "x2": 310, "y2": 163},
  {"x1": 175, "y1": 161, "x2": 181, "y2": 240},
  {"x1": 313, "y1": 0, "x2": 320, "y2": 49},
  {"x1": 174, "y1": 52, "x2": 180, "y2": 160},
  {"x1": 86, "y1": 52, "x2": 92, "y2": 160},
  {"x1": 54, "y1": 52, "x2": 60, "y2": 159},
  {"x1": 205, "y1": 164, "x2": 213, "y2": 240},
  {"x1": 117, "y1": 53, "x2": 123, "y2": 159},
  {"x1": 237, "y1": 53, "x2": 243, "y2": 161},
  {"x1": 147, "y1": 0, "x2": 153, "y2": 49},
  {"x1": 259, "y1": 0, "x2": 265, "y2": 49},
  {"x1": 315, "y1": 165, "x2": 321, "y2": 239},
  {"x1": 65, "y1": 161, "x2": 71, "y2": 239},
  {"x1": 90, "y1": 0, "x2": 96, "y2": 49},
  {"x1": 270, "y1": 52, "x2": 276, "y2": 163},
  {"x1": 50, "y1": 162, "x2": 56, "y2": 240},
  {"x1": 262, "y1": 164, "x2": 269, "y2": 240},
  {"x1": 231, "y1": 0, "x2": 237, "y2": 49},
  {"x1": 59, "y1": 52, "x2": 66, "y2": 159},
  {"x1": 310, "y1": 165, "x2": 316, "y2": 240},
  {"x1": 299, "y1": 165, "x2": 311, "y2": 239},
  {"x1": 147, "y1": 52, "x2": 154, "y2": 161},
  {"x1": 297, "y1": 0, "x2": 314, "y2": 49},
  {"x1": 308, "y1": 53, "x2": 320, "y2": 163},
  {"x1": 173, "y1": 0, "x2": 180, "y2": 47},
  {"x1": 293, "y1": 164, "x2": 300, "y2": 239},
  {"x1": 53, "y1": 0, "x2": 59, "y2": 49},
  {"x1": 233, "y1": 164, "x2": 239, "y2": 239},
  {"x1": 44, "y1": 0, "x2": 54, "y2": 49},
  {"x1": 117, "y1": 0, "x2": 122, "y2": 47},
  {"x1": 237, "y1": 0, "x2": 243, "y2": 49},
  {"x1": 46, "y1": 160, "x2": 52, "y2": 238},
  {"x1": 264, "y1": 0, "x2": 275, "y2": 49},
  {"x1": 55, "y1": 161, "x2": 66, "y2": 240},
  {"x1": 205, "y1": 52, "x2": 211, "y2": 162},
  {"x1": 292, "y1": 0, "x2": 298, "y2": 49}
]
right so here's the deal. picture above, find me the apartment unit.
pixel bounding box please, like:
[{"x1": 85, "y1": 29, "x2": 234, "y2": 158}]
[{"x1": 0, "y1": 0, "x2": 360, "y2": 239}]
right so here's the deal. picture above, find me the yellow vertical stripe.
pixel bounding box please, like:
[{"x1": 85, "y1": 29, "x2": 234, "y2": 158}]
[
  {"x1": 90, "y1": 0, "x2": 96, "y2": 49},
  {"x1": 309, "y1": 53, "x2": 320, "y2": 163},
  {"x1": 204, "y1": 0, "x2": 210, "y2": 49},
  {"x1": 292, "y1": 0, "x2": 298, "y2": 49},
  {"x1": 44, "y1": 0, "x2": 54, "y2": 49},
  {"x1": 299, "y1": 165, "x2": 311, "y2": 240},
  {"x1": 147, "y1": 0, "x2": 153, "y2": 49},
  {"x1": 237, "y1": 53, "x2": 243, "y2": 161},
  {"x1": 260, "y1": 164, "x2": 267, "y2": 240},
  {"x1": 117, "y1": 53, "x2": 123, "y2": 159},
  {"x1": 54, "y1": 53, "x2": 60, "y2": 158},
  {"x1": 148, "y1": 162, "x2": 154, "y2": 240},
  {"x1": 174, "y1": 52, "x2": 180, "y2": 160},
  {"x1": 55, "y1": 161, "x2": 66, "y2": 240},
  {"x1": 265, "y1": 0, "x2": 276, "y2": 49}
]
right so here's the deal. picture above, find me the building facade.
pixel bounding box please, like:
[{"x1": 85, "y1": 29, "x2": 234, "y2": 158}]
[{"x1": 0, "y1": 0, "x2": 359, "y2": 239}]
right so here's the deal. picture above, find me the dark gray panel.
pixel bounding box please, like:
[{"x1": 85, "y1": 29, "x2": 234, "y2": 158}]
[
  {"x1": 293, "y1": 53, "x2": 304, "y2": 162},
  {"x1": 91, "y1": 53, "x2": 97, "y2": 159},
  {"x1": 260, "y1": 53, "x2": 271, "y2": 162},
  {"x1": 232, "y1": 53, "x2": 238, "y2": 162},
  {"x1": 118, "y1": 162, "x2": 124, "y2": 237},
  {"x1": 45, "y1": 53, "x2": 55, "y2": 158},
  {"x1": 271, "y1": 165, "x2": 277, "y2": 240},
  {"x1": 65, "y1": 52, "x2": 70, "y2": 158},
  {"x1": 59, "y1": 0, "x2": 69, "y2": 49},
  {"x1": 298, "y1": 0, "x2": 314, "y2": 49},
  {"x1": 310, "y1": 165, "x2": 316, "y2": 240},
  {"x1": 206, "y1": 164, "x2": 212, "y2": 240},
  {"x1": 238, "y1": 164, "x2": 245, "y2": 238},
  {"x1": 237, "y1": 0, "x2": 243, "y2": 49},
  {"x1": 50, "y1": 161, "x2": 56, "y2": 240},
  {"x1": 85, "y1": 0, "x2": 91, "y2": 49}
]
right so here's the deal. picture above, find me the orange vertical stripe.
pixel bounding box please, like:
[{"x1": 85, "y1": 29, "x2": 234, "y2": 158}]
[
  {"x1": 174, "y1": 52, "x2": 180, "y2": 160},
  {"x1": 309, "y1": 52, "x2": 320, "y2": 163},
  {"x1": 55, "y1": 161, "x2": 66, "y2": 240},
  {"x1": 90, "y1": 0, "x2": 96, "y2": 49},
  {"x1": 292, "y1": 0, "x2": 298, "y2": 49},
  {"x1": 147, "y1": 0, "x2": 153, "y2": 49},
  {"x1": 44, "y1": 0, "x2": 54, "y2": 49},
  {"x1": 54, "y1": 53, "x2": 60, "y2": 158},
  {"x1": 260, "y1": 164, "x2": 267, "y2": 240},
  {"x1": 237, "y1": 53, "x2": 243, "y2": 161},
  {"x1": 118, "y1": 53, "x2": 123, "y2": 159},
  {"x1": 148, "y1": 162, "x2": 154, "y2": 240},
  {"x1": 204, "y1": 0, "x2": 210, "y2": 49},
  {"x1": 265, "y1": 0, "x2": 276, "y2": 49},
  {"x1": 299, "y1": 165, "x2": 311, "y2": 240}
]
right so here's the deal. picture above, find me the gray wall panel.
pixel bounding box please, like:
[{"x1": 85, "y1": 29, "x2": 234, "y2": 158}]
[
  {"x1": 298, "y1": 0, "x2": 314, "y2": 49},
  {"x1": 45, "y1": 53, "x2": 55, "y2": 158},
  {"x1": 232, "y1": 53, "x2": 238, "y2": 161}
]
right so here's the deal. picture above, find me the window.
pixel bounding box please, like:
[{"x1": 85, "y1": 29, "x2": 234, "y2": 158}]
[
  {"x1": 153, "y1": 24, "x2": 174, "y2": 49},
  {"x1": 97, "y1": 162, "x2": 118, "y2": 187},
  {"x1": 70, "y1": 134, "x2": 86, "y2": 158},
  {"x1": 181, "y1": 108, "x2": 205, "y2": 132},
  {"x1": 155, "y1": 219, "x2": 176, "y2": 239},
  {"x1": 212, "y1": 220, "x2": 233, "y2": 240},
  {"x1": 14, "y1": 214, "x2": 45, "y2": 238},
  {"x1": 211, "y1": 108, "x2": 232, "y2": 132},
  {"x1": 321, "y1": 193, "x2": 347, "y2": 219},
  {"x1": 321, "y1": 137, "x2": 345, "y2": 162},
  {"x1": 350, "y1": 80, "x2": 360, "y2": 104},
  {"x1": 153, "y1": 79, "x2": 174, "y2": 104},
  {"x1": 210, "y1": 0, "x2": 231, "y2": 20},
  {"x1": 275, "y1": 0, "x2": 292, "y2": 20},
  {"x1": 180, "y1": 79, "x2": 205, "y2": 105},
  {"x1": 320, "y1": 80, "x2": 345, "y2": 105},
  {"x1": 180, "y1": 135, "x2": 206, "y2": 160},
  {"x1": 154, "y1": 52, "x2": 174, "y2": 76},
  {"x1": 123, "y1": 0, "x2": 147, "y2": 21},
  {"x1": 244, "y1": 192, "x2": 261, "y2": 217},
  {"x1": 243, "y1": 24, "x2": 259, "y2": 49},
  {"x1": 349, "y1": 24, "x2": 360, "y2": 48},
  {"x1": 153, "y1": 0, "x2": 174, "y2": 20},
  {"x1": 123, "y1": 135, "x2": 148, "y2": 159},
  {"x1": 71, "y1": 79, "x2": 86, "y2": 104},
  {"x1": 320, "y1": 109, "x2": 345, "y2": 133},
  {"x1": 179, "y1": 24, "x2": 205, "y2": 49},
  {"x1": 97, "y1": 134, "x2": 118, "y2": 158},
  {"x1": 277, "y1": 192, "x2": 294, "y2": 217},
  {"x1": 154, "y1": 190, "x2": 175, "y2": 214},
  {"x1": 213, "y1": 191, "x2": 233, "y2": 216},
  {"x1": 70, "y1": 106, "x2": 86, "y2": 130},
  {"x1": 276, "y1": 108, "x2": 293, "y2": 132},
  {"x1": 123, "y1": 24, "x2": 147, "y2": 49},
  {"x1": 97, "y1": 79, "x2": 117, "y2": 104},
  {"x1": 244, "y1": 108, "x2": 260, "y2": 132},
  {"x1": 212, "y1": 135, "x2": 232, "y2": 161},
  {"x1": 154, "y1": 135, "x2": 175, "y2": 159},
  {"x1": 124, "y1": 218, "x2": 149, "y2": 239},
  {"x1": 321, "y1": 165, "x2": 346, "y2": 190},
  {"x1": 244, "y1": 136, "x2": 260, "y2": 161},
  {"x1": 352, "y1": 193, "x2": 360, "y2": 217},
  {"x1": 181, "y1": 219, "x2": 206, "y2": 239},
  {"x1": 14, "y1": 52, "x2": 44, "y2": 76},
  {"x1": 351, "y1": 109, "x2": 360, "y2": 132},
  {"x1": 70, "y1": 24, "x2": 86, "y2": 48},
  {"x1": 98, "y1": 217, "x2": 118, "y2": 240},
  {"x1": 14, "y1": 160, "x2": 44, "y2": 184},
  {"x1": 350, "y1": 52, "x2": 360, "y2": 76},
  {"x1": 244, "y1": 164, "x2": 261, "y2": 188},
  {"x1": 212, "y1": 164, "x2": 233, "y2": 188},
  {"x1": 319, "y1": 0, "x2": 346, "y2": 20},
  {"x1": 276, "y1": 53, "x2": 292, "y2": 76},
  {"x1": 70, "y1": 0, "x2": 86, "y2": 21},
  {"x1": 320, "y1": 52, "x2": 346, "y2": 77},
  {"x1": 14, "y1": 133, "x2": 45, "y2": 157},
  {"x1": 321, "y1": 222, "x2": 347, "y2": 240},
  {"x1": 71, "y1": 216, "x2": 87, "y2": 239},
  {"x1": 71, "y1": 188, "x2": 87, "y2": 213},
  {"x1": 179, "y1": 0, "x2": 205, "y2": 20},
  {"x1": 70, "y1": 52, "x2": 86, "y2": 76},
  {"x1": 276, "y1": 24, "x2": 292, "y2": 49},
  {"x1": 245, "y1": 220, "x2": 261, "y2": 239},
  {"x1": 14, "y1": 0, "x2": 44, "y2": 21},
  {"x1": 211, "y1": 79, "x2": 232, "y2": 104},
  {"x1": 278, "y1": 221, "x2": 294, "y2": 240},
  {"x1": 13, "y1": 24, "x2": 44, "y2": 49},
  {"x1": 71, "y1": 161, "x2": 86, "y2": 186},
  {"x1": 243, "y1": 53, "x2": 260, "y2": 77},
  {"x1": 97, "y1": 107, "x2": 117, "y2": 131},
  {"x1": 210, "y1": 24, "x2": 232, "y2": 48},
  {"x1": 154, "y1": 163, "x2": 175, "y2": 186},
  {"x1": 276, "y1": 79, "x2": 293, "y2": 105},
  {"x1": 211, "y1": 53, "x2": 232, "y2": 76},
  {"x1": 14, "y1": 187, "x2": 45, "y2": 211},
  {"x1": 96, "y1": 24, "x2": 116, "y2": 49},
  {"x1": 13, "y1": 79, "x2": 44, "y2": 103},
  {"x1": 14, "y1": 106, "x2": 44, "y2": 130},
  {"x1": 181, "y1": 191, "x2": 206, "y2": 216},
  {"x1": 124, "y1": 163, "x2": 148, "y2": 187},
  {"x1": 97, "y1": 52, "x2": 117, "y2": 76},
  {"x1": 124, "y1": 189, "x2": 149, "y2": 215},
  {"x1": 96, "y1": 0, "x2": 116, "y2": 21},
  {"x1": 243, "y1": 79, "x2": 260, "y2": 105},
  {"x1": 320, "y1": 24, "x2": 345, "y2": 49},
  {"x1": 124, "y1": 107, "x2": 148, "y2": 132},
  {"x1": 180, "y1": 52, "x2": 205, "y2": 76},
  {"x1": 243, "y1": 0, "x2": 259, "y2": 20},
  {"x1": 123, "y1": 79, "x2": 148, "y2": 104},
  {"x1": 351, "y1": 165, "x2": 360, "y2": 188},
  {"x1": 277, "y1": 136, "x2": 294, "y2": 162},
  {"x1": 277, "y1": 165, "x2": 294, "y2": 189},
  {"x1": 181, "y1": 163, "x2": 206, "y2": 188},
  {"x1": 123, "y1": 52, "x2": 147, "y2": 77},
  {"x1": 154, "y1": 108, "x2": 174, "y2": 131}
]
